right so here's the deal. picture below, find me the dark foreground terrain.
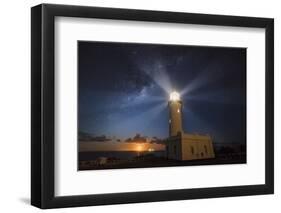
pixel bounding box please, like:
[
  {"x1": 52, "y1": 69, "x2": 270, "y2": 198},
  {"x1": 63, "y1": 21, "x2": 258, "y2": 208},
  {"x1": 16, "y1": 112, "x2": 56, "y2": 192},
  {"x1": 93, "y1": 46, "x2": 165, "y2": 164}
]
[{"x1": 79, "y1": 152, "x2": 246, "y2": 171}]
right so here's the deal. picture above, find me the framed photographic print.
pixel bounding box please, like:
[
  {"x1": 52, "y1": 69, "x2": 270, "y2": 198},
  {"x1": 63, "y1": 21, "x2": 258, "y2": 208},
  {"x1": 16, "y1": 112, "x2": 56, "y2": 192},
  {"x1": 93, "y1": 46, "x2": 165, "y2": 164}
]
[{"x1": 31, "y1": 4, "x2": 274, "y2": 209}]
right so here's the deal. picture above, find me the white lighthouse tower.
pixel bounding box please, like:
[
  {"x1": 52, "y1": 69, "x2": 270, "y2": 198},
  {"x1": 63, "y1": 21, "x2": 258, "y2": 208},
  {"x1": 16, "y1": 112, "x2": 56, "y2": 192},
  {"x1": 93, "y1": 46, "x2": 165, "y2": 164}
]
[
  {"x1": 166, "y1": 91, "x2": 215, "y2": 161},
  {"x1": 169, "y1": 91, "x2": 183, "y2": 137}
]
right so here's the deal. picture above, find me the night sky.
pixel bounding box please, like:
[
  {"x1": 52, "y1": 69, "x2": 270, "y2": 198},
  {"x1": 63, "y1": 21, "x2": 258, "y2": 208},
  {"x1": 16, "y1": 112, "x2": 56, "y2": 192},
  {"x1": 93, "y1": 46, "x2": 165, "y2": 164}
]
[{"x1": 78, "y1": 41, "x2": 246, "y2": 144}]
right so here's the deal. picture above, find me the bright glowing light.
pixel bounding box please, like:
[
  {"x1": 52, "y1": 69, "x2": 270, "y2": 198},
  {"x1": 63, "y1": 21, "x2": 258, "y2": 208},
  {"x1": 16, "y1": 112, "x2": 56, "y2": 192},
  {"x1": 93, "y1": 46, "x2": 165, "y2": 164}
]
[
  {"x1": 170, "y1": 91, "x2": 180, "y2": 101},
  {"x1": 136, "y1": 144, "x2": 143, "y2": 152},
  {"x1": 148, "y1": 148, "x2": 155, "y2": 152}
]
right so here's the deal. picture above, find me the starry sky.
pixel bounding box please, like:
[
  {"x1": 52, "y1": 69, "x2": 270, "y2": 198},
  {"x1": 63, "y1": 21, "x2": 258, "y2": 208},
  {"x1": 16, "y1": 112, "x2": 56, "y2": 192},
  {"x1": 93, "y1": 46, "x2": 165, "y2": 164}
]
[{"x1": 78, "y1": 41, "x2": 246, "y2": 144}]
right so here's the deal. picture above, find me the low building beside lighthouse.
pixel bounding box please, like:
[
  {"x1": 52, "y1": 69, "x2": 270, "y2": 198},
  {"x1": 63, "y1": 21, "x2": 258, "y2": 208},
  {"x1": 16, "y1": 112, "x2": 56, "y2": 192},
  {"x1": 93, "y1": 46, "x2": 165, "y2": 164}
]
[{"x1": 166, "y1": 91, "x2": 215, "y2": 161}]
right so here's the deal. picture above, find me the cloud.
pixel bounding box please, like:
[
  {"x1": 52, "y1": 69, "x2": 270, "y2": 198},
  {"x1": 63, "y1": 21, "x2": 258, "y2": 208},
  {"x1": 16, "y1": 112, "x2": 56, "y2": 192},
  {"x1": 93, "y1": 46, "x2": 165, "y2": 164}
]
[
  {"x1": 79, "y1": 132, "x2": 165, "y2": 144},
  {"x1": 79, "y1": 131, "x2": 111, "y2": 142},
  {"x1": 124, "y1": 134, "x2": 165, "y2": 144},
  {"x1": 125, "y1": 133, "x2": 147, "y2": 143},
  {"x1": 92, "y1": 135, "x2": 111, "y2": 142},
  {"x1": 150, "y1": 136, "x2": 165, "y2": 144}
]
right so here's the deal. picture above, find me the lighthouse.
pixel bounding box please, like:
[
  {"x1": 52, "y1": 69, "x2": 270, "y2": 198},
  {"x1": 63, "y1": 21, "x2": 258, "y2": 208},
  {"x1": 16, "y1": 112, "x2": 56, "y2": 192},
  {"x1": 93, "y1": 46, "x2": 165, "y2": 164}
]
[
  {"x1": 168, "y1": 91, "x2": 183, "y2": 137},
  {"x1": 166, "y1": 91, "x2": 215, "y2": 161}
]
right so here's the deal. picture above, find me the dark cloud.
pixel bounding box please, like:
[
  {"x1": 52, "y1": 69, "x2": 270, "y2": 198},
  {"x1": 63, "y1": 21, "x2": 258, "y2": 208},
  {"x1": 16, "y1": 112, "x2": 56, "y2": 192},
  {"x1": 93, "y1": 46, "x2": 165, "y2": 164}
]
[
  {"x1": 125, "y1": 133, "x2": 147, "y2": 143},
  {"x1": 124, "y1": 134, "x2": 165, "y2": 144},
  {"x1": 150, "y1": 136, "x2": 165, "y2": 144},
  {"x1": 79, "y1": 131, "x2": 111, "y2": 142}
]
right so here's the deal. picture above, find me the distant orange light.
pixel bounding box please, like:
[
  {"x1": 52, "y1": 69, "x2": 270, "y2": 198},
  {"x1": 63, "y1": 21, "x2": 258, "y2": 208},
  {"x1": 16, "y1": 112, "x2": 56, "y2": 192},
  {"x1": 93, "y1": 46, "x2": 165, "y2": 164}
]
[
  {"x1": 148, "y1": 148, "x2": 155, "y2": 152},
  {"x1": 136, "y1": 144, "x2": 144, "y2": 152}
]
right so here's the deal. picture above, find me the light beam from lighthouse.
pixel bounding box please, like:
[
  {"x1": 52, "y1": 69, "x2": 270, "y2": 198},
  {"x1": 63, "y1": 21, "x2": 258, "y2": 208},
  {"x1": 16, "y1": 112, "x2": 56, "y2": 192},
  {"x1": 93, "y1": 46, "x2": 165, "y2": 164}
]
[{"x1": 169, "y1": 91, "x2": 183, "y2": 137}]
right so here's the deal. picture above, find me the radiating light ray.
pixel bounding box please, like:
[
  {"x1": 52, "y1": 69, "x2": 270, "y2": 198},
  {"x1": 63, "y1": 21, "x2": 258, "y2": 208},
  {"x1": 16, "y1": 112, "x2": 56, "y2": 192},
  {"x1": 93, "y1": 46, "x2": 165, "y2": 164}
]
[
  {"x1": 123, "y1": 102, "x2": 167, "y2": 127},
  {"x1": 184, "y1": 88, "x2": 245, "y2": 105},
  {"x1": 120, "y1": 91, "x2": 167, "y2": 109},
  {"x1": 180, "y1": 60, "x2": 228, "y2": 97},
  {"x1": 139, "y1": 60, "x2": 173, "y2": 94}
]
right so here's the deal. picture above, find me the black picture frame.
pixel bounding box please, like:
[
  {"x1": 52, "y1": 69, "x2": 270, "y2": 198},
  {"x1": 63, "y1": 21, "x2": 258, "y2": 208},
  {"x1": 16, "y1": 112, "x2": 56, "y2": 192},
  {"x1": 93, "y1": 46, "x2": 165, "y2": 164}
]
[{"x1": 31, "y1": 3, "x2": 274, "y2": 209}]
